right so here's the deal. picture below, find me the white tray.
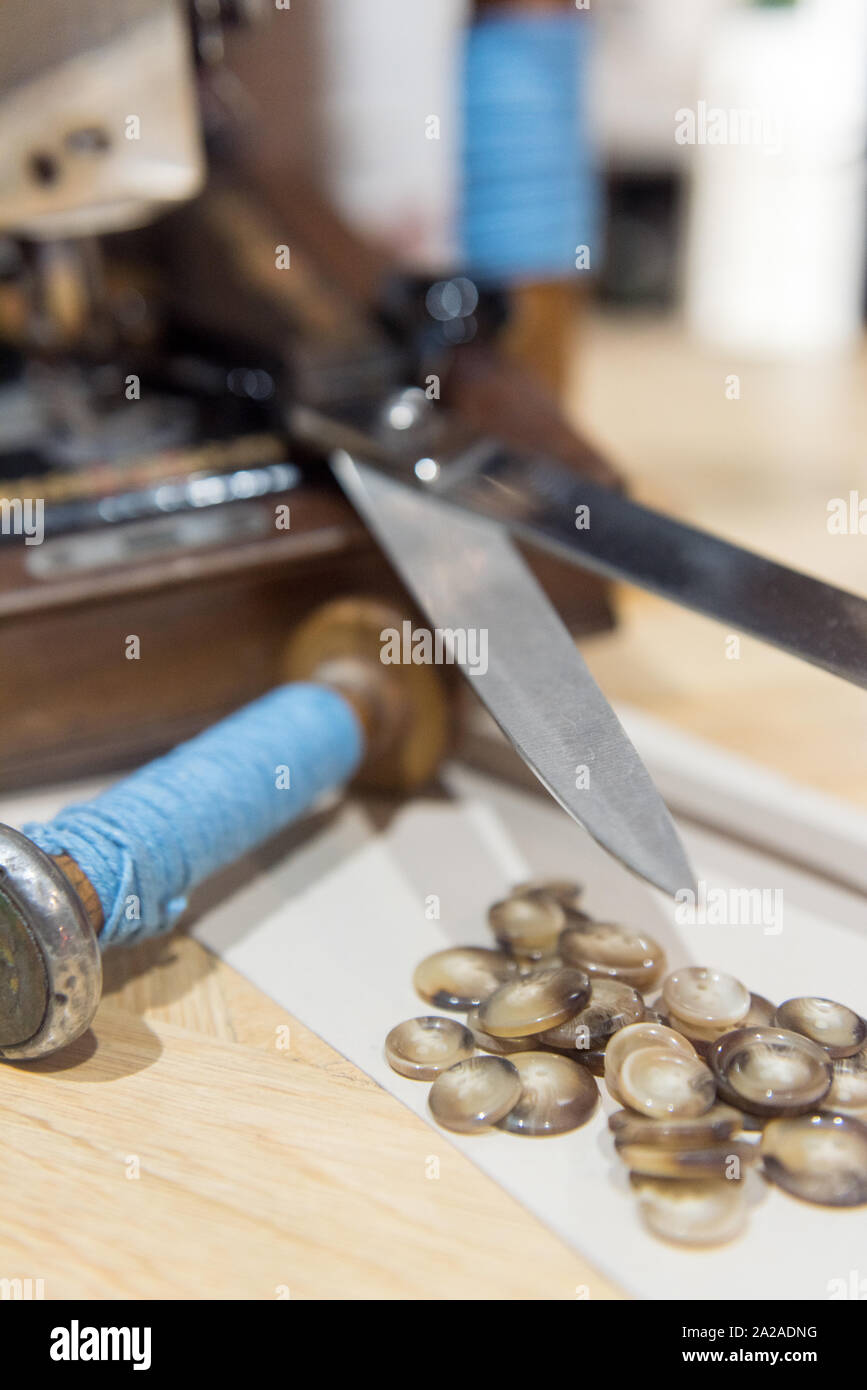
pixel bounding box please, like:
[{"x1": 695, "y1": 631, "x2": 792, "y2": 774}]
[{"x1": 5, "y1": 711, "x2": 866, "y2": 1299}]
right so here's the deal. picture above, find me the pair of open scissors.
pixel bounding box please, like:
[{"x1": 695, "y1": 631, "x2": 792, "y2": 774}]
[{"x1": 291, "y1": 371, "x2": 867, "y2": 899}]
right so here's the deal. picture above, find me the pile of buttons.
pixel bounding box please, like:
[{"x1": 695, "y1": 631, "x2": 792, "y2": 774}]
[{"x1": 385, "y1": 878, "x2": 867, "y2": 1247}]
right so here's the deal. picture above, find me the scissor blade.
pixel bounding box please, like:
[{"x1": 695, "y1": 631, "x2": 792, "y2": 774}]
[
  {"x1": 333, "y1": 451, "x2": 695, "y2": 898},
  {"x1": 291, "y1": 399, "x2": 867, "y2": 689},
  {"x1": 436, "y1": 445, "x2": 867, "y2": 690}
]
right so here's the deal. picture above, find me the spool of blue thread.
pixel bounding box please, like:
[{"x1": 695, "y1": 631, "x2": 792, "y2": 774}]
[
  {"x1": 24, "y1": 682, "x2": 363, "y2": 946},
  {"x1": 459, "y1": 9, "x2": 599, "y2": 282},
  {"x1": 0, "y1": 599, "x2": 449, "y2": 1060}
]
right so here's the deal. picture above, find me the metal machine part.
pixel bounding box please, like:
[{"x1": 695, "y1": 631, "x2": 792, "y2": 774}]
[
  {"x1": 0, "y1": 824, "x2": 102, "y2": 1060},
  {"x1": 0, "y1": 0, "x2": 205, "y2": 240}
]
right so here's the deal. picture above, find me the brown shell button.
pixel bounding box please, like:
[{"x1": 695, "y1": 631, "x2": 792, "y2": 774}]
[
  {"x1": 661, "y1": 995, "x2": 776, "y2": 1058},
  {"x1": 662, "y1": 967, "x2": 751, "y2": 1029},
  {"x1": 413, "y1": 946, "x2": 516, "y2": 1010},
  {"x1": 604, "y1": 1021, "x2": 697, "y2": 1104},
  {"x1": 708, "y1": 1026, "x2": 833, "y2": 1118},
  {"x1": 560, "y1": 919, "x2": 666, "y2": 991},
  {"x1": 744, "y1": 993, "x2": 776, "y2": 1027},
  {"x1": 618, "y1": 1045, "x2": 717, "y2": 1119},
  {"x1": 657, "y1": 1014, "x2": 729, "y2": 1058},
  {"x1": 540, "y1": 977, "x2": 645, "y2": 1050},
  {"x1": 824, "y1": 1049, "x2": 867, "y2": 1116},
  {"x1": 428, "y1": 1054, "x2": 522, "y2": 1133},
  {"x1": 760, "y1": 1113, "x2": 867, "y2": 1207},
  {"x1": 574, "y1": 1048, "x2": 607, "y2": 1076},
  {"x1": 495, "y1": 1051, "x2": 598, "y2": 1136},
  {"x1": 510, "y1": 878, "x2": 584, "y2": 915},
  {"x1": 608, "y1": 1101, "x2": 744, "y2": 1148},
  {"x1": 513, "y1": 953, "x2": 563, "y2": 975},
  {"x1": 630, "y1": 1174, "x2": 748, "y2": 1247},
  {"x1": 477, "y1": 965, "x2": 591, "y2": 1039},
  {"x1": 464, "y1": 1006, "x2": 541, "y2": 1055},
  {"x1": 582, "y1": 979, "x2": 646, "y2": 1040},
  {"x1": 488, "y1": 893, "x2": 565, "y2": 961},
  {"x1": 616, "y1": 1138, "x2": 756, "y2": 1181},
  {"x1": 385, "y1": 1017, "x2": 476, "y2": 1080},
  {"x1": 772, "y1": 997, "x2": 867, "y2": 1059}
]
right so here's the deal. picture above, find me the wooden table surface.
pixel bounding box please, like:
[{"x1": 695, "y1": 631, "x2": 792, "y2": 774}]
[{"x1": 2, "y1": 314, "x2": 864, "y2": 1301}]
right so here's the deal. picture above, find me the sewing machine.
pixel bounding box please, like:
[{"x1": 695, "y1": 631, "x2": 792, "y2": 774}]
[{"x1": 0, "y1": 0, "x2": 615, "y2": 790}]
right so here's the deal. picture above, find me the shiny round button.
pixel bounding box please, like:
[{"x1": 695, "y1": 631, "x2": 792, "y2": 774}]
[
  {"x1": 824, "y1": 1049, "x2": 867, "y2": 1116},
  {"x1": 540, "y1": 977, "x2": 645, "y2": 1050},
  {"x1": 465, "y1": 1006, "x2": 541, "y2": 1055},
  {"x1": 630, "y1": 1175, "x2": 748, "y2": 1247},
  {"x1": 428, "y1": 1054, "x2": 522, "y2": 1133},
  {"x1": 495, "y1": 1051, "x2": 598, "y2": 1136},
  {"x1": 575, "y1": 1048, "x2": 607, "y2": 1076},
  {"x1": 510, "y1": 879, "x2": 584, "y2": 915},
  {"x1": 413, "y1": 947, "x2": 515, "y2": 1010},
  {"x1": 744, "y1": 993, "x2": 776, "y2": 1027},
  {"x1": 708, "y1": 1026, "x2": 833, "y2": 1118},
  {"x1": 385, "y1": 1017, "x2": 476, "y2": 1080},
  {"x1": 604, "y1": 1021, "x2": 697, "y2": 1105},
  {"x1": 760, "y1": 1112, "x2": 867, "y2": 1207},
  {"x1": 609, "y1": 1101, "x2": 743, "y2": 1149},
  {"x1": 657, "y1": 1012, "x2": 730, "y2": 1057},
  {"x1": 560, "y1": 919, "x2": 666, "y2": 991},
  {"x1": 618, "y1": 1045, "x2": 717, "y2": 1119},
  {"x1": 488, "y1": 893, "x2": 564, "y2": 961},
  {"x1": 662, "y1": 967, "x2": 750, "y2": 1028},
  {"x1": 477, "y1": 966, "x2": 591, "y2": 1039},
  {"x1": 660, "y1": 992, "x2": 776, "y2": 1058},
  {"x1": 772, "y1": 997, "x2": 867, "y2": 1059},
  {"x1": 616, "y1": 1138, "x2": 756, "y2": 1181}
]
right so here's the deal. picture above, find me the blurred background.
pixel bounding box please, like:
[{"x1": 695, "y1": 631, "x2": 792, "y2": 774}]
[
  {"x1": 1, "y1": 0, "x2": 866, "y2": 804},
  {"x1": 235, "y1": 0, "x2": 867, "y2": 803}
]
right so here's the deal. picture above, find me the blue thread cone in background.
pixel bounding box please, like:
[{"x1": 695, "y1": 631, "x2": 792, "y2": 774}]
[{"x1": 459, "y1": 9, "x2": 601, "y2": 283}]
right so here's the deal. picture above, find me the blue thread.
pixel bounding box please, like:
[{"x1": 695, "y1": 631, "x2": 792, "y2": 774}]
[
  {"x1": 460, "y1": 12, "x2": 600, "y2": 281},
  {"x1": 24, "y1": 683, "x2": 363, "y2": 947}
]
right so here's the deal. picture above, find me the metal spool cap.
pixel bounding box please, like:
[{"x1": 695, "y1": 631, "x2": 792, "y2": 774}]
[{"x1": 0, "y1": 824, "x2": 102, "y2": 1060}]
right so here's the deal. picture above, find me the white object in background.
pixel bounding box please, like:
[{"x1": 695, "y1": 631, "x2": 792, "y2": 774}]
[
  {"x1": 684, "y1": 0, "x2": 867, "y2": 360},
  {"x1": 315, "y1": 0, "x2": 468, "y2": 269},
  {"x1": 591, "y1": 0, "x2": 732, "y2": 171}
]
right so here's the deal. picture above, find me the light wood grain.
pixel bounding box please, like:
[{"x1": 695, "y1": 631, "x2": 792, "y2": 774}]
[
  {"x1": 1, "y1": 983, "x2": 619, "y2": 1300},
  {"x1": 573, "y1": 312, "x2": 867, "y2": 808}
]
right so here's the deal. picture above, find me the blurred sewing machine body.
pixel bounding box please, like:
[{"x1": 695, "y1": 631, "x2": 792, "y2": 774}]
[{"x1": 0, "y1": 0, "x2": 615, "y2": 789}]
